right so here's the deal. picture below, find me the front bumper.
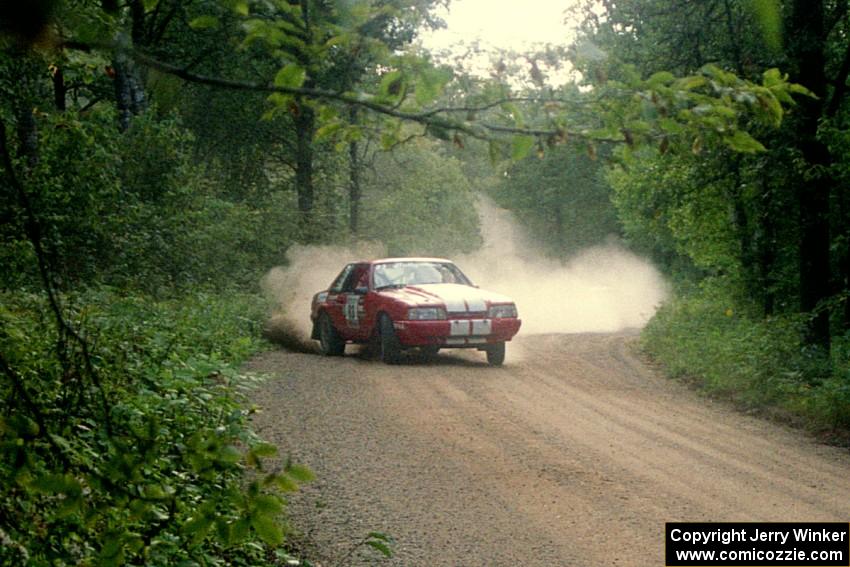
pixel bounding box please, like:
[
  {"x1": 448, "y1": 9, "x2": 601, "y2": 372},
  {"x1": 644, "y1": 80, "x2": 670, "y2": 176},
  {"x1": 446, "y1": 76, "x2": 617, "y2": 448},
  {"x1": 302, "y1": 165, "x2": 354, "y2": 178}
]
[{"x1": 392, "y1": 318, "x2": 521, "y2": 347}]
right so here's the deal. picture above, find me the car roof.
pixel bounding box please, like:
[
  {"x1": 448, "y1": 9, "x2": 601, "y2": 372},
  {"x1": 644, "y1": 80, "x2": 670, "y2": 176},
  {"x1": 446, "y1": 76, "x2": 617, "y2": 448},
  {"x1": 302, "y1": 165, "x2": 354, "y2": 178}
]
[{"x1": 368, "y1": 257, "x2": 454, "y2": 265}]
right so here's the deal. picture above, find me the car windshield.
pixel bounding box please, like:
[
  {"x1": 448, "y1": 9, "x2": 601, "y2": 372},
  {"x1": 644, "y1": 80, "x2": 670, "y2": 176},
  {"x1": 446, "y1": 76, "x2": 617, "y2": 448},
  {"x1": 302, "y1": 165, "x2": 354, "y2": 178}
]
[{"x1": 373, "y1": 261, "x2": 472, "y2": 289}]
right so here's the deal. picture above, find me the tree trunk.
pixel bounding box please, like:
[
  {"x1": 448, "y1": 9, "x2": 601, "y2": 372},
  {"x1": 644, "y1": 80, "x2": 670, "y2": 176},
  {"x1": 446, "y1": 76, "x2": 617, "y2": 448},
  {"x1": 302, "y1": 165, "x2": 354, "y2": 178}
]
[
  {"x1": 554, "y1": 202, "x2": 565, "y2": 252},
  {"x1": 112, "y1": 48, "x2": 147, "y2": 132},
  {"x1": 840, "y1": 184, "x2": 850, "y2": 329},
  {"x1": 788, "y1": 0, "x2": 831, "y2": 349},
  {"x1": 293, "y1": 97, "x2": 316, "y2": 238},
  {"x1": 52, "y1": 66, "x2": 66, "y2": 111},
  {"x1": 112, "y1": 1, "x2": 147, "y2": 132},
  {"x1": 11, "y1": 51, "x2": 39, "y2": 168},
  {"x1": 15, "y1": 104, "x2": 38, "y2": 169},
  {"x1": 755, "y1": 174, "x2": 776, "y2": 316},
  {"x1": 348, "y1": 107, "x2": 361, "y2": 235}
]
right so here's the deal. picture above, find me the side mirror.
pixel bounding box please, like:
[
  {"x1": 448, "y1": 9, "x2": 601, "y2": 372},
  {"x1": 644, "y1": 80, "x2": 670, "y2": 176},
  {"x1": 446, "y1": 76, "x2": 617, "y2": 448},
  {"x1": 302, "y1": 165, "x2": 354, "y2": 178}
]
[{"x1": 354, "y1": 286, "x2": 368, "y2": 295}]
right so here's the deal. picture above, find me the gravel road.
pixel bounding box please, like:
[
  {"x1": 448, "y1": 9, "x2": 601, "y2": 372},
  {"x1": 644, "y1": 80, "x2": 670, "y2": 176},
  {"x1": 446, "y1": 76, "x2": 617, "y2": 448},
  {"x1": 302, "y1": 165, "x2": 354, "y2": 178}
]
[{"x1": 247, "y1": 332, "x2": 850, "y2": 566}]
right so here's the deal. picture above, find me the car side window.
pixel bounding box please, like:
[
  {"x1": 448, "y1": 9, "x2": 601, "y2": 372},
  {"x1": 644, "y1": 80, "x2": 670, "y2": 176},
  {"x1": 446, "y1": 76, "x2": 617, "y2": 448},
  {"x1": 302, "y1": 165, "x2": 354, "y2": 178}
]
[
  {"x1": 330, "y1": 264, "x2": 354, "y2": 293},
  {"x1": 341, "y1": 264, "x2": 368, "y2": 292}
]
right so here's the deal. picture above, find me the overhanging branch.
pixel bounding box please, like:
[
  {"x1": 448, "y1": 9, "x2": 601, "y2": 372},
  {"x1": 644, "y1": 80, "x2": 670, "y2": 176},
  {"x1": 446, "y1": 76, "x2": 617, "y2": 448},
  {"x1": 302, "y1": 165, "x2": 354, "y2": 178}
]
[{"x1": 132, "y1": 51, "x2": 600, "y2": 142}]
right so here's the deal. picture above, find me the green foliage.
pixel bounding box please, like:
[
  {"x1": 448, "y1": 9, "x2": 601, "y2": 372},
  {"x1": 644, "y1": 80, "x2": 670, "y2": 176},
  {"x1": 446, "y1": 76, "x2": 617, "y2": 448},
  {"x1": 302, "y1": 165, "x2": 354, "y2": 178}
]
[
  {"x1": 364, "y1": 532, "x2": 395, "y2": 558},
  {"x1": 0, "y1": 288, "x2": 311, "y2": 566},
  {"x1": 491, "y1": 144, "x2": 620, "y2": 259},
  {"x1": 0, "y1": 108, "x2": 296, "y2": 293},
  {"x1": 642, "y1": 282, "x2": 850, "y2": 431},
  {"x1": 747, "y1": 0, "x2": 783, "y2": 53},
  {"x1": 359, "y1": 141, "x2": 483, "y2": 256},
  {"x1": 606, "y1": 149, "x2": 742, "y2": 279}
]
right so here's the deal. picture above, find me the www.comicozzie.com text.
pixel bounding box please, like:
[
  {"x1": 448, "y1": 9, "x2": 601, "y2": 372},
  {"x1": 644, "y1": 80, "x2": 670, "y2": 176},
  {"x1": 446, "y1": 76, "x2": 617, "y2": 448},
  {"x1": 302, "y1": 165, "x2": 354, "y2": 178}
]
[{"x1": 669, "y1": 527, "x2": 848, "y2": 546}]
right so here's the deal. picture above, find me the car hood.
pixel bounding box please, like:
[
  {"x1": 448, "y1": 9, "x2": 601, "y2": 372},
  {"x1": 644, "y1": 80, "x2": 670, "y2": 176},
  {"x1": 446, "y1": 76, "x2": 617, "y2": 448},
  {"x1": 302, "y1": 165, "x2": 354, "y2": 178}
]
[{"x1": 379, "y1": 283, "x2": 513, "y2": 314}]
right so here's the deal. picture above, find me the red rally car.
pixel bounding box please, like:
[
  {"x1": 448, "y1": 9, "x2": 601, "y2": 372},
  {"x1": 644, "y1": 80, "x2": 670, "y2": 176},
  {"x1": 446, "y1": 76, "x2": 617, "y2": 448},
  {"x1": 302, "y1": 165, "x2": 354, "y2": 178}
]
[{"x1": 310, "y1": 258, "x2": 521, "y2": 365}]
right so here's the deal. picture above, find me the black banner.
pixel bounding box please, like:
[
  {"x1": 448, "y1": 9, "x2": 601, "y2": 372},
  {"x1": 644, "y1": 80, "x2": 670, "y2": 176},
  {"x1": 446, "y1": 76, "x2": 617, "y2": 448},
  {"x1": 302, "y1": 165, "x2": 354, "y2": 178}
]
[{"x1": 666, "y1": 522, "x2": 849, "y2": 566}]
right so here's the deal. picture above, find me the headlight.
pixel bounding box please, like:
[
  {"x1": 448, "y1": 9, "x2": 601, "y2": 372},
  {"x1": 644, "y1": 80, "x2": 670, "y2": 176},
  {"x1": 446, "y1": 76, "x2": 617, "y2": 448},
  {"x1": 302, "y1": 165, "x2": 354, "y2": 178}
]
[
  {"x1": 488, "y1": 304, "x2": 518, "y2": 318},
  {"x1": 407, "y1": 307, "x2": 447, "y2": 320}
]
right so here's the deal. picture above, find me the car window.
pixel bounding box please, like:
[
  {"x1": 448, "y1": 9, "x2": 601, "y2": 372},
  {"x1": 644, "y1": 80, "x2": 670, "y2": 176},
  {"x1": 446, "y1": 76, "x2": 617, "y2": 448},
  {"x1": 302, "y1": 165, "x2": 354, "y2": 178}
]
[
  {"x1": 373, "y1": 261, "x2": 472, "y2": 287},
  {"x1": 329, "y1": 264, "x2": 354, "y2": 293},
  {"x1": 341, "y1": 264, "x2": 368, "y2": 292}
]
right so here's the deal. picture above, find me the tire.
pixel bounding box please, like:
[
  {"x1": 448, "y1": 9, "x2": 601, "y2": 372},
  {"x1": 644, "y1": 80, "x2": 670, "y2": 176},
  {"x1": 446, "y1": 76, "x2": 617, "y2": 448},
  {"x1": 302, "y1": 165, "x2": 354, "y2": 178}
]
[
  {"x1": 378, "y1": 313, "x2": 402, "y2": 364},
  {"x1": 486, "y1": 342, "x2": 505, "y2": 366},
  {"x1": 318, "y1": 312, "x2": 345, "y2": 356}
]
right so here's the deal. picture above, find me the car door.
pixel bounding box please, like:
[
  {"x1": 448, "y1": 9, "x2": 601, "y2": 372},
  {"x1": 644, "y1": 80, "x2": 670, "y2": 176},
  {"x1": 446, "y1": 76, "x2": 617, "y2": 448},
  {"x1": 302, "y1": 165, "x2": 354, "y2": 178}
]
[
  {"x1": 325, "y1": 264, "x2": 354, "y2": 338},
  {"x1": 337, "y1": 263, "x2": 370, "y2": 340}
]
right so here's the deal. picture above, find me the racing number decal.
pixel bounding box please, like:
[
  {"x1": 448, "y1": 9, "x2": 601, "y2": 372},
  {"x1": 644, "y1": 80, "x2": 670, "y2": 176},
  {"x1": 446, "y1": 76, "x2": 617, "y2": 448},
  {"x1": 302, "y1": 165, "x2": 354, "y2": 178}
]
[{"x1": 344, "y1": 295, "x2": 361, "y2": 327}]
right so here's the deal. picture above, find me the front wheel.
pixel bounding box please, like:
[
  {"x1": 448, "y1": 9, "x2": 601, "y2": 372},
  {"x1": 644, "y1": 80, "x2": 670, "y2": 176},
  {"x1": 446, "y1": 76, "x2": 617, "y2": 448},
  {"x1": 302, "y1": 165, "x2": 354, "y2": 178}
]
[
  {"x1": 485, "y1": 342, "x2": 505, "y2": 366},
  {"x1": 378, "y1": 314, "x2": 402, "y2": 364},
  {"x1": 318, "y1": 312, "x2": 345, "y2": 356}
]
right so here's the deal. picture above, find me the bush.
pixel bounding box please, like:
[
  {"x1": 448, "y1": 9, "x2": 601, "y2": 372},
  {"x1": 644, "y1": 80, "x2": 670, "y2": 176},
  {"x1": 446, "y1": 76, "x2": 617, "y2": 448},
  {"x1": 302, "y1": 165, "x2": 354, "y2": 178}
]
[
  {"x1": 642, "y1": 283, "x2": 850, "y2": 433},
  {"x1": 0, "y1": 288, "x2": 310, "y2": 566},
  {"x1": 0, "y1": 109, "x2": 296, "y2": 295}
]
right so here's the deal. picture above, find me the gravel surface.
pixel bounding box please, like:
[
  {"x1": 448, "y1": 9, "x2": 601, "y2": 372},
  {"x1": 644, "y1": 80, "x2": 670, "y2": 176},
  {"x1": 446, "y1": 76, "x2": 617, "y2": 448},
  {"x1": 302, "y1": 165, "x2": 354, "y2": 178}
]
[{"x1": 247, "y1": 332, "x2": 850, "y2": 566}]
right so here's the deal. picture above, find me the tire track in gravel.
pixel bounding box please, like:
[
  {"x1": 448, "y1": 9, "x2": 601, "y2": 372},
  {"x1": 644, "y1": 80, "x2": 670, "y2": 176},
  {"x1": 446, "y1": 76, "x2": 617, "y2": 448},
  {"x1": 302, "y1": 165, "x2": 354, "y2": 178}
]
[{"x1": 247, "y1": 333, "x2": 850, "y2": 566}]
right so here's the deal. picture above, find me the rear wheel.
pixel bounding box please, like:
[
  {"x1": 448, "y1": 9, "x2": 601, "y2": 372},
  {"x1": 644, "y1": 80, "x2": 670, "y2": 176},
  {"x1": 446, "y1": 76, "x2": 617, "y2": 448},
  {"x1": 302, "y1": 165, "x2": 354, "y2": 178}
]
[
  {"x1": 486, "y1": 342, "x2": 505, "y2": 366},
  {"x1": 378, "y1": 313, "x2": 402, "y2": 364},
  {"x1": 318, "y1": 312, "x2": 345, "y2": 356}
]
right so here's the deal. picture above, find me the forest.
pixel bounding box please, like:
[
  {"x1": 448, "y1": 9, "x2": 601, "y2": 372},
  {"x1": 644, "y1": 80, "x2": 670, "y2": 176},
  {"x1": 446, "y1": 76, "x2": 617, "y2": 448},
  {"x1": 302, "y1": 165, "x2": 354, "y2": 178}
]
[{"x1": 1, "y1": 0, "x2": 849, "y2": 564}]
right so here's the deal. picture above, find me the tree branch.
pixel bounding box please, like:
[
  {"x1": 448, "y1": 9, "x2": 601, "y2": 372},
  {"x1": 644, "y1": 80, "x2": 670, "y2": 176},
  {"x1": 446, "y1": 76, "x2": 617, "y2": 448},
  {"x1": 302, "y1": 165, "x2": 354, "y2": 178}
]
[{"x1": 132, "y1": 52, "x2": 610, "y2": 143}]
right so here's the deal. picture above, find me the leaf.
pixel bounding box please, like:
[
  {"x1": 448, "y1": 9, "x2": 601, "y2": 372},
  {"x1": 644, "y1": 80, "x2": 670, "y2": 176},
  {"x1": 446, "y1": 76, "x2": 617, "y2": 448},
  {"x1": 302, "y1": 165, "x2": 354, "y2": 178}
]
[
  {"x1": 30, "y1": 473, "x2": 81, "y2": 495},
  {"x1": 674, "y1": 75, "x2": 707, "y2": 91},
  {"x1": 189, "y1": 15, "x2": 220, "y2": 30},
  {"x1": 252, "y1": 514, "x2": 284, "y2": 545},
  {"x1": 265, "y1": 93, "x2": 294, "y2": 119},
  {"x1": 318, "y1": 106, "x2": 339, "y2": 122},
  {"x1": 368, "y1": 531, "x2": 393, "y2": 542},
  {"x1": 378, "y1": 70, "x2": 404, "y2": 98},
  {"x1": 284, "y1": 463, "x2": 314, "y2": 482},
  {"x1": 365, "y1": 540, "x2": 393, "y2": 557},
  {"x1": 274, "y1": 64, "x2": 306, "y2": 89},
  {"x1": 252, "y1": 494, "x2": 284, "y2": 515},
  {"x1": 380, "y1": 132, "x2": 397, "y2": 150},
  {"x1": 414, "y1": 66, "x2": 451, "y2": 106},
  {"x1": 314, "y1": 120, "x2": 344, "y2": 140},
  {"x1": 217, "y1": 444, "x2": 242, "y2": 464},
  {"x1": 788, "y1": 83, "x2": 817, "y2": 99},
  {"x1": 274, "y1": 474, "x2": 299, "y2": 492},
  {"x1": 233, "y1": 0, "x2": 249, "y2": 15},
  {"x1": 659, "y1": 118, "x2": 684, "y2": 135},
  {"x1": 755, "y1": 91, "x2": 783, "y2": 126},
  {"x1": 230, "y1": 518, "x2": 251, "y2": 545},
  {"x1": 142, "y1": 484, "x2": 170, "y2": 500},
  {"x1": 99, "y1": 532, "x2": 126, "y2": 567},
  {"x1": 725, "y1": 130, "x2": 766, "y2": 153},
  {"x1": 647, "y1": 71, "x2": 675, "y2": 87},
  {"x1": 511, "y1": 136, "x2": 535, "y2": 161},
  {"x1": 250, "y1": 442, "x2": 278, "y2": 458},
  {"x1": 762, "y1": 68, "x2": 784, "y2": 87}
]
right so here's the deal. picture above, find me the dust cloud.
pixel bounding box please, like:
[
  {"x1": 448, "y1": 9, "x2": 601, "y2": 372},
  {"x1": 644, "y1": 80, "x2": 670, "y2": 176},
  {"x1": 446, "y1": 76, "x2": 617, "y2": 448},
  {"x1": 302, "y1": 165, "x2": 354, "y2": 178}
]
[
  {"x1": 457, "y1": 198, "x2": 669, "y2": 334},
  {"x1": 261, "y1": 197, "x2": 668, "y2": 349},
  {"x1": 261, "y1": 241, "x2": 386, "y2": 350}
]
